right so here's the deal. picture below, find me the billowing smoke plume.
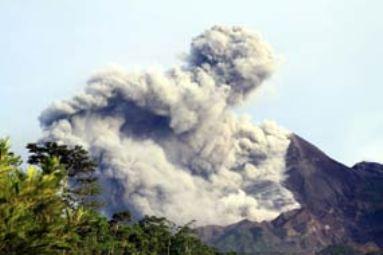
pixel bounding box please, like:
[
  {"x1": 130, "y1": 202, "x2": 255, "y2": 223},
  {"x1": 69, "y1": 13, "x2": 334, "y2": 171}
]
[{"x1": 40, "y1": 26, "x2": 299, "y2": 226}]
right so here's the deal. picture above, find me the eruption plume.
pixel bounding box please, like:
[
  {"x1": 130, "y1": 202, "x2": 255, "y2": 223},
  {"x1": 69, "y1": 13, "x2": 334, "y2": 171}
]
[{"x1": 40, "y1": 26, "x2": 299, "y2": 226}]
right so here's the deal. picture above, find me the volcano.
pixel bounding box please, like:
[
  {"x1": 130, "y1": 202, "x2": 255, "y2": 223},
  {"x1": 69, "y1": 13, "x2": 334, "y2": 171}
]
[
  {"x1": 197, "y1": 134, "x2": 383, "y2": 254},
  {"x1": 37, "y1": 26, "x2": 383, "y2": 254}
]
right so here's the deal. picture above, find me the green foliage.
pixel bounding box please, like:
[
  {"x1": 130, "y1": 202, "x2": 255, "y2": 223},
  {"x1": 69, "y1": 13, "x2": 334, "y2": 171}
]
[
  {"x1": 0, "y1": 138, "x2": 229, "y2": 255},
  {"x1": 0, "y1": 140, "x2": 69, "y2": 254},
  {"x1": 27, "y1": 142, "x2": 100, "y2": 209}
]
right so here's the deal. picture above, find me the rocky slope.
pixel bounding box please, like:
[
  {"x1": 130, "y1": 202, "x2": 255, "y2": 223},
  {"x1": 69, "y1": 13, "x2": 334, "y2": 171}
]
[{"x1": 197, "y1": 134, "x2": 383, "y2": 254}]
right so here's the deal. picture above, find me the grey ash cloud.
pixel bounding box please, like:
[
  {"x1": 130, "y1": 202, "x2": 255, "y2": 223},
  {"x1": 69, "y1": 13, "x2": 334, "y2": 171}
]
[{"x1": 40, "y1": 26, "x2": 299, "y2": 226}]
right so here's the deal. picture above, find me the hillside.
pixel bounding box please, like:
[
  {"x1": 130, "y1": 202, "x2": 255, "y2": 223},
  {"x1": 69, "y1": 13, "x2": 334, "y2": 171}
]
[{"x1": 197, "y1": 135, "x2": 383, "y2": 254}]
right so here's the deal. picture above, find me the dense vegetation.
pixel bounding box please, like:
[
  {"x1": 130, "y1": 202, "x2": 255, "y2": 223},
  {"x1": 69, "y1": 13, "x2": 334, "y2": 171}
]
[{"x1": 0, "y1": 138, "x2": 231, "y2": 254}]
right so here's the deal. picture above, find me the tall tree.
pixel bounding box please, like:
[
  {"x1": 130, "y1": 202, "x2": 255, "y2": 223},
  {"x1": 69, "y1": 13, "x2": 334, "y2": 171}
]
[{"x1": 27, "y1": 142, "x2": 100, "y2": 209}]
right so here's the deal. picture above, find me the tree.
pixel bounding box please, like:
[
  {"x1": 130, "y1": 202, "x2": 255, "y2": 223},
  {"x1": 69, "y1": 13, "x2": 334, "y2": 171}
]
[
  {"x1": 27, "y1": 142, "x2": 100, "y2": 209},
  {"x1": 0, "y1": 139, "x2": 72, "y2": 254}
]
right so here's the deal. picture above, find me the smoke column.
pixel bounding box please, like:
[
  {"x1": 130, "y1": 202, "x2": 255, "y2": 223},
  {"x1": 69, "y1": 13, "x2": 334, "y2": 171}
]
[{"x1": 40, "y1": 26, "x2": 300, "y2": 226}]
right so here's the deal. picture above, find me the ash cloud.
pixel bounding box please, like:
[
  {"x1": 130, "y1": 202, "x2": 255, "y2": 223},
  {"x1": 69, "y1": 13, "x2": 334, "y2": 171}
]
[{"x1": 40, "y1": 26, "x2": 299, "y2": 226}]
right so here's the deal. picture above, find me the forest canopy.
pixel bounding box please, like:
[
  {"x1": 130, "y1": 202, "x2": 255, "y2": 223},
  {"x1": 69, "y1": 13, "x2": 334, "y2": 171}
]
[{"x1": 0, "y1": 138, "x2": 233, "y2": 255}]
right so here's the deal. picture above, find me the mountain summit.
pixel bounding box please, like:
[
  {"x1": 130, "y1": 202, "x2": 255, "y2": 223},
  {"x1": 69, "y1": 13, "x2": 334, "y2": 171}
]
[{"x1": 197, "y1": 134, "x2": 383, "y2": 254}]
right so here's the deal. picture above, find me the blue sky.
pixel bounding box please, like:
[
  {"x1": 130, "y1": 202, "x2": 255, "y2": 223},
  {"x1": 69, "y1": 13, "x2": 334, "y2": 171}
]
[{"x1": 1, "y1": 0, "x2": 382, "y2": 165}]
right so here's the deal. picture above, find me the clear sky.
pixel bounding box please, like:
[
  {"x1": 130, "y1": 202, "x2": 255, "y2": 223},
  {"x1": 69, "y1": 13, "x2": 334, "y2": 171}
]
[{"x1": 1, "y1": 0, "x2": 382, "y2": 166}]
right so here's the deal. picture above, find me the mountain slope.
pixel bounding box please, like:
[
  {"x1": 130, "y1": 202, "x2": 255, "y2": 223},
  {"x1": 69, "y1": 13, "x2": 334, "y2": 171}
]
[{"x1": 197, "y1": 134, "x2": 383, "y2": 254}]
